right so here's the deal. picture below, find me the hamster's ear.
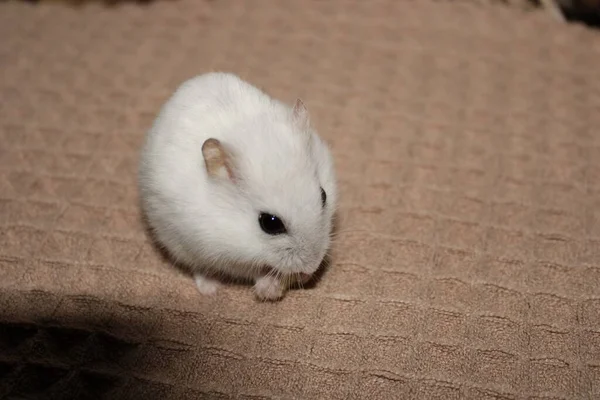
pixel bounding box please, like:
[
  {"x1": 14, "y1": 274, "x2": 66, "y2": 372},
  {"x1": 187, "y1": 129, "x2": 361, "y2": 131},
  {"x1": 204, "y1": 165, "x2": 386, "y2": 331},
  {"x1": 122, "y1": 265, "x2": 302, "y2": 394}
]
[
  {"x1": 292, "y1": 98, "x2": 310, "y2": 131},
  {"x1": 202, "y1": 138, "x2": 235, "y2": 182}
]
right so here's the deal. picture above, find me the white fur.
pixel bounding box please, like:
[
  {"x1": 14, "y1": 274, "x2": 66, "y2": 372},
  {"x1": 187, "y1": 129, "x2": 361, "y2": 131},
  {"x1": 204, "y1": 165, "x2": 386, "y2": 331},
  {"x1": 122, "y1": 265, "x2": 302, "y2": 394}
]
[{"x1": 138, "y1": 72, "x2": 337, "y2": 299}]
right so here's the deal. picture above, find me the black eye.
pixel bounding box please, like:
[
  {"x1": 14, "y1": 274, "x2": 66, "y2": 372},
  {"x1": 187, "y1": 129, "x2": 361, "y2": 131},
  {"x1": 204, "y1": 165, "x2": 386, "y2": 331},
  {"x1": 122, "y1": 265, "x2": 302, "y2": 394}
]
[
  {"x1": 320, "y1": 187, "x2": 327, "y2": 208},
  {"x1": 258, "y1": 213, "x2": 287, "y2": 235}
]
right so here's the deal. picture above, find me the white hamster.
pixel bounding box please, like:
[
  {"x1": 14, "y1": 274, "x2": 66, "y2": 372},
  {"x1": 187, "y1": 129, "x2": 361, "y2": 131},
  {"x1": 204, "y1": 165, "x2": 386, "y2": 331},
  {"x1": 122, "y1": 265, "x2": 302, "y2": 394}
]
[{"x1": 138, "y1": 72, "x2": 337, "y2": 301}]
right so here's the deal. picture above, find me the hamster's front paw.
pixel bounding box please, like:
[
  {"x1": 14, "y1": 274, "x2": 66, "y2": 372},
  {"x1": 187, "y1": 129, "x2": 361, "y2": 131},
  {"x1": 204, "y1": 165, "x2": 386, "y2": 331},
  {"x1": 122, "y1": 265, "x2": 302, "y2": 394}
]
[
  {"x1": 194, "y1": 274, "x2": 220, "y2": 296},
  {"x1": 254, "y1": 275, "x2": 284, "y2": 301}
]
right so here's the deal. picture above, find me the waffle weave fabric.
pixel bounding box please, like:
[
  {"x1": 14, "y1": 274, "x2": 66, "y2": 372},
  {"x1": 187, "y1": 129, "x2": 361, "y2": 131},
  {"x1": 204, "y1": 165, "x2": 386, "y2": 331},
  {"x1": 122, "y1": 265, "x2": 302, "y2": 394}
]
[{"x1": 1, "y1": 0, "x2": 600, "y2": 398}]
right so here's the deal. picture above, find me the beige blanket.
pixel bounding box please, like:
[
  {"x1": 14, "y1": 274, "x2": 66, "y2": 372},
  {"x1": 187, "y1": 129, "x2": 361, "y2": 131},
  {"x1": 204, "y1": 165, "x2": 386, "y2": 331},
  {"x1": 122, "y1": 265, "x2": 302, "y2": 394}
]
[{"x1": 1, "y1": 0, "x2": 599, "y2": 398}]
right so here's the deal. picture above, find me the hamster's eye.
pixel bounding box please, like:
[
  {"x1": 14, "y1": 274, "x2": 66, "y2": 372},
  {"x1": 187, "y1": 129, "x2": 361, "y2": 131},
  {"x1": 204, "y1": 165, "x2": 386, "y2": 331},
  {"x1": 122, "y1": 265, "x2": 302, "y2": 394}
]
[
  {"x1": 258, "y1": 213, "x2": 287, "y2": 235},
  {"x1": 320, "y1": 187, "x2": 327, "y2": 208}
]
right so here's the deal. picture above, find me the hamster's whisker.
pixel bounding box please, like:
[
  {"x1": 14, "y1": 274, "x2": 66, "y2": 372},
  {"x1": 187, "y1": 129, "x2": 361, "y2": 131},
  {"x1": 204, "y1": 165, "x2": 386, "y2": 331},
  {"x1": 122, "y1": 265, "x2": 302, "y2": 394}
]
[
  {"x1": 296, "y1": 272, "x2": 305, "y2": 290},
  {"x1": 276, "y1": 269, "x2": 288, "y2": 289},
  {"x1": 264, "y1": 268, "x2": 276, "y2": 281}
]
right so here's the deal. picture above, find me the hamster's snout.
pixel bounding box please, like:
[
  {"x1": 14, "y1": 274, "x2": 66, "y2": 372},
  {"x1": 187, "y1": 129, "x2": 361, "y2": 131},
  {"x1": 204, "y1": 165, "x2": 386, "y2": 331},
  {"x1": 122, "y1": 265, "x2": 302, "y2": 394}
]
[{"x1": 280, "y1": 251, "x2": 323, "y2": 276}]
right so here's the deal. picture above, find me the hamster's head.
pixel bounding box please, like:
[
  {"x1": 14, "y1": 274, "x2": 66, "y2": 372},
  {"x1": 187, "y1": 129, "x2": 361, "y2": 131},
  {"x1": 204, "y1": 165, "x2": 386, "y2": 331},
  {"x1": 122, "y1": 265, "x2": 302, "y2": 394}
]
[{"x1": 201, "y1": 99, "x2": 337, "y2": 278}]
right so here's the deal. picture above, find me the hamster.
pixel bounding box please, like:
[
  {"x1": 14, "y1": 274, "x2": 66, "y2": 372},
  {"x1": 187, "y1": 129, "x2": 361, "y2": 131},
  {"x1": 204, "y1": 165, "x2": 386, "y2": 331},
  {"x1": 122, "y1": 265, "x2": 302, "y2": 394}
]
[{"x1": 138, "y1": 72, "x2": 337, "y2": 301}]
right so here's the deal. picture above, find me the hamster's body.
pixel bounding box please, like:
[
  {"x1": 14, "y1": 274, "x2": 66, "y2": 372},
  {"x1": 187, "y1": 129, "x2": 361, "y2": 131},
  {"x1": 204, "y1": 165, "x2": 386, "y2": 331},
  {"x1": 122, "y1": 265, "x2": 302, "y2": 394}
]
[{"x1": 138, "y1": 72, "x2": 337, "y2": 300}]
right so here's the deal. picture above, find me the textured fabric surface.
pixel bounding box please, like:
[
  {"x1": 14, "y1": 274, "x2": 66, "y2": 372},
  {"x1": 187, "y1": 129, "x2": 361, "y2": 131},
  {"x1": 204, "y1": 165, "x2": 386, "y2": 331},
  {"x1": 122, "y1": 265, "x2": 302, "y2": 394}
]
[{"x1": 1, "y1": 0, "x2": 600, "y2": 398}]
